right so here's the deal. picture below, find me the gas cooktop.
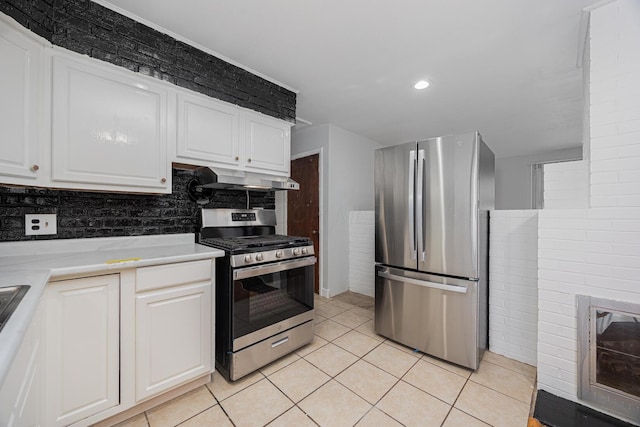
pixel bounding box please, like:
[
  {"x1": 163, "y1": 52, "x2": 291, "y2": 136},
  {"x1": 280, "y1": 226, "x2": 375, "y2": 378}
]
[{"x1": 199, "y1": 234, "x2": 311, "y2": 252}]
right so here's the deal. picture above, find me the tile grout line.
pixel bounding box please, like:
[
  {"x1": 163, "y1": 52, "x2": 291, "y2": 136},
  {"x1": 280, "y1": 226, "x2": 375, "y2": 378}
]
[
  {"x1": 266, "y1": 302, "x2": 391, "y2": 426},
  {"x1": 444, "y1": 373, "x2": 489, "y2": 427},
  {"x1": 156, "y1": 294, "x2": 530, "y2": 427},
  {"x1": 466, "y1": 376, "x2": 534, "y2": 406}
]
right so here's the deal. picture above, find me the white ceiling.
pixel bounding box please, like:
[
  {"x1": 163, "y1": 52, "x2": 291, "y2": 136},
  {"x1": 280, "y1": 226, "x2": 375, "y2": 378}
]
[{"x1": 102, "y1": 0, "x2": 595, "y2": 158}]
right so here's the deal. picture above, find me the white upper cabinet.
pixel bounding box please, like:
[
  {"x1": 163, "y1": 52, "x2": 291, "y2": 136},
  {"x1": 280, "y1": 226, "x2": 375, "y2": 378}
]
[
  {"x1": 0, "y1": 17, "x2": 47, "y2": 186},
  {"x1": 51, "y1": 52, "x2": 172, "y2": 193},
  {"x1": 176, "y1": 92, "x2": 240, "y2": 167},
  {"x1": 0, "y1": 17, "x2": 293, "y2": 194},
  {"x1": 243, "y1": 110, "x2": 291, "y2": 175},
  {"x1": 174, "y1": 92, "x2": 292, "y2": 176}
]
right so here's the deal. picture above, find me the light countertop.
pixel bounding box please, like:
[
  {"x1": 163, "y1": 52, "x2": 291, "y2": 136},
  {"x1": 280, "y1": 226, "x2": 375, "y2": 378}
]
[{"x1": 0, "y1": 233, "x2": 224, "y2": 385}]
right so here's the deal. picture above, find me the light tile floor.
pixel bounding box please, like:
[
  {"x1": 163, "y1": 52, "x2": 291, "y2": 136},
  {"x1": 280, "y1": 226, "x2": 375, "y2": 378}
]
[{"x1": 116, "y1": 292, "x2": 537, "y2": 427}]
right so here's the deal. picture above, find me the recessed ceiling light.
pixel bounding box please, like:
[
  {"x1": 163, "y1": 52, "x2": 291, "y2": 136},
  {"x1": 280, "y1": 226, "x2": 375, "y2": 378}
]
[{"x1": 414, "y1": 80, "x2": 430, "y2": 90}]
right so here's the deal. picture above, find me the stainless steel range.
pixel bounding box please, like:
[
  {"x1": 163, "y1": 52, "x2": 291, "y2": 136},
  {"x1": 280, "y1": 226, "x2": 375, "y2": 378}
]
[{"x1": 198, "y1": 208, "x2": 316, "y2": 381}]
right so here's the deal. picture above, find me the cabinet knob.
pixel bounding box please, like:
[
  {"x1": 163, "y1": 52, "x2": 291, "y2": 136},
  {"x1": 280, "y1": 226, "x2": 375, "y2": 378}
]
[
  {"x1": 235, "y1": 156, "x2": 239, "y2": 161},
  {"x1": 31, "y1": 164, "x2": 39, "y2": 172},
  {"x1": 248, "y1": 158, "x2": 252, "y2": 163},
  {"x1": 161, "y1": 178, "x2": 167, "y2": 183}
]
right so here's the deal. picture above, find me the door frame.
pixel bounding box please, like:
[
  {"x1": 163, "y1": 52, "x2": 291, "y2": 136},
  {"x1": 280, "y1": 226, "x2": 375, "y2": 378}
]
[{"x1": 276, "y1": 147, "x2": 325, "y2": 296}]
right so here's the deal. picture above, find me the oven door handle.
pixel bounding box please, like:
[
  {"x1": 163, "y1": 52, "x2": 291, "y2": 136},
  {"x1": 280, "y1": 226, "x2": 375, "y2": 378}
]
[{"x1": 233, "y1": 257, "x2": 317, "y2": 280}]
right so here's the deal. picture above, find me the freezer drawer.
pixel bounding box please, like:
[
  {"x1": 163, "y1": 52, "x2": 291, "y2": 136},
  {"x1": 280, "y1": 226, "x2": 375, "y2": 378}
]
[{"x1": 374, "y1": 265, "x2": 484, "y2": 369}]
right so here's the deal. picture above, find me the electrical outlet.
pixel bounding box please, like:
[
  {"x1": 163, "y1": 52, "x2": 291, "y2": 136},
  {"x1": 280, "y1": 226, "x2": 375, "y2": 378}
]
[{"x1": 25, "y1": 214, "x2": 57, "y2": 236}]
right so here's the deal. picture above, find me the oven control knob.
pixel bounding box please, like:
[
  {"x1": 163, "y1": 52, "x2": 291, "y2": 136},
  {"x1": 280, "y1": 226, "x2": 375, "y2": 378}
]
[
  {"x1": 293, "y1": 248, "x2": 300, "y2": 256},
  {"x1": 302, "y1": 247, "x2": 308, "y2": 255},
  {"x1": 244, "y1": 254, "x2": 253, "y2": 263},
  {"x1": 255, "y1": 253, "x2": 264, "y2": 262},
  {"x1": 275, "y1": 250, "x2": 284, "y2": 258}
]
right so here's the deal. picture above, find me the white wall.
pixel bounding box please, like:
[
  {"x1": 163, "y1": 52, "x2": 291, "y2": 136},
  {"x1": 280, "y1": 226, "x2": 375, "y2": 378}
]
[
  {"x1": 588, "y1": 0, "x2": 640, "y2": 208},
  {"x1": 291, "y1": 124, "x2": 383, "y2": 297},
  {"x1": 536, "y1": 1, "x2": 640, "y2": 420},
  {"x1": 326, "y1": 126, "x2": 382, "y2": 296},
  {"x1": 537, "y1": 208, "x2": 640, "y2": 403},
  {"x1": 543, "y1": 160, "x2": 589, "y2": 209},
  {"x1": 495, "y1": 147, "x2": 582, "y2": 209},
  {"x1": 489, "y1": 210, "x2": 538, "y2": 366}
]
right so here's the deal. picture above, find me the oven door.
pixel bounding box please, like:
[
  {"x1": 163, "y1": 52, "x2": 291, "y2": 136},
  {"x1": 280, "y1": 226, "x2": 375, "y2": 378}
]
[{"x1": 231, "y1": 256, "x2": 316, "y2": 351}]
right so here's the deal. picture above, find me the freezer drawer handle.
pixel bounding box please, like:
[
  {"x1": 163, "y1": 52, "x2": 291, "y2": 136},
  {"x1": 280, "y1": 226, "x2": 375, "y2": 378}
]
[{"x1": 378, "y1": 270, "x2": 468, "y2": 294}]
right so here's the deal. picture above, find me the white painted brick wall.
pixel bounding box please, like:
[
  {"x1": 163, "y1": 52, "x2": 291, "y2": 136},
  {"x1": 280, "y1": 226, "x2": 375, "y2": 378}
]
[
  {"x1": 489, "y1": 210, "x2": 538, "y2": 366},
  {"x1": 537, "y1": 208, "x2": 640, "y2": 402},
  {"x1": 348, "y1": 211, "x2": 375, "y2": 297},
  {"x1": 536, "y1": 2, "x2": 640, "y2": 411},
  {"x1": 589, "y1": 0, "x2": 640, "y2": 208},
  {"x1": 543, "y1": 160, "x2": 589, "y2": 209}
]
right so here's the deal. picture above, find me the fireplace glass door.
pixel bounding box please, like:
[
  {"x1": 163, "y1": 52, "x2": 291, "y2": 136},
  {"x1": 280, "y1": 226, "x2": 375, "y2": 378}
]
[
  {"x1": 577, "y1": 295, "x2": 640, "y2": 423},
  {"x1": 594, "y1": 309, "x2": 640, "y2": 398}
]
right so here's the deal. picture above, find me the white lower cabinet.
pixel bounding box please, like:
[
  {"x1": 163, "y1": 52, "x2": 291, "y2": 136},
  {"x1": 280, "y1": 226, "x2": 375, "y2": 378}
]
[
  {"x1": 0, "y1": 304, "x2": 43, "y2": 427},
  {"x1": 44, "y1": 274, "x2": 120, "y2": 427},
  {"x1": 135, "y1": 282, "x2": 212, "y2": 401},
  {"x1": 7, "y1": 259, "x2": 214, "y2": 426},
  {"x1": 134, "y1": 259, "x2": 213, "y2": 402}
]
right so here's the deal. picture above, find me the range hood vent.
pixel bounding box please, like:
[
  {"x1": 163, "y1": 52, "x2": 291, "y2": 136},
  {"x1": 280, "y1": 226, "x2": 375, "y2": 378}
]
[{"x1": 194, "y1": 167, "x2": 299, "y2": 191}]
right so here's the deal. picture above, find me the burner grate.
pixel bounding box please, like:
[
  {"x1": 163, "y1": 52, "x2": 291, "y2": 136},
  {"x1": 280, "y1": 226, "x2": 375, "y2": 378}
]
[{"x1": 199, "y1": 234, "x2": 310, "y2": 251}]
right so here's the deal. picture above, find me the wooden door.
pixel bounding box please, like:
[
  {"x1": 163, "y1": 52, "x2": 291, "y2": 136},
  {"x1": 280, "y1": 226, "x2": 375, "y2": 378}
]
[{"x1": 288, "y1": 154, "x2": 320, "y2": 293}]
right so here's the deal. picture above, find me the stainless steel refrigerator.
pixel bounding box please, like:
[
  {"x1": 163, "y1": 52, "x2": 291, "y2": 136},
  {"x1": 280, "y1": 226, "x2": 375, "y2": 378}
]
[{"x1": 374, "y1": 131, "x2": 494, "y2": 369}]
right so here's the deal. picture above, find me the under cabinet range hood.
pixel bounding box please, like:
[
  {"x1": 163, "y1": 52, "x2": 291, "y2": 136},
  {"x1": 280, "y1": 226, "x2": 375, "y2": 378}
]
[{"x1": 194, "y1": 166, "x2": 299, "y2": 191}]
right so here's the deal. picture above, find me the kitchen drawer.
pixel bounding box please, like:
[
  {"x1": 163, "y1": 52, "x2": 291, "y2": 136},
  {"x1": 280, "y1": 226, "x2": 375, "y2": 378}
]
[{"x1": 136, "y1": 259, "x2": 212, "y2": 292}]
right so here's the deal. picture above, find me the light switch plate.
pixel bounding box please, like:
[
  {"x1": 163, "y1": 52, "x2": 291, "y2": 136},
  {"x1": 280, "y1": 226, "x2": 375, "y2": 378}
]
[{"x1": 25, "y1": 214, "x2": 57, "y2": 236}]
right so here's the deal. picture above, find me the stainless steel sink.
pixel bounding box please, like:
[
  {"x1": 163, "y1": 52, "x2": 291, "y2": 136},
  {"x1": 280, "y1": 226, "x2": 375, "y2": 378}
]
[{"x1": 0, "y1": 285, "x2": 29, "y2": 333}]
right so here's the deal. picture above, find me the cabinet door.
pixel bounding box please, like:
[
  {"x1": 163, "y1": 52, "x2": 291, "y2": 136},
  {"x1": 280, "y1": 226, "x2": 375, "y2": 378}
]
[
  {"x1": 0, "y1": 19, "x2": 45, "y2": 186},
  {"x1": 0, "y1": 304, "x2": 42, "y2": 427},
  {"x1": 243, "y1": 111, "x2": 291, "y2": 174},
  {"x1": 44, "y1": 274, "x2": 120, "y2": 426},
  {"x1": 51, "y1": 54, "x2": 170, "y2": 193},
  {"x1": 135, "y1": 281, "x2": 212, "y2": 401},
  {"x1": 176, "y1": 92, "x2": 240, "y2": 166}
]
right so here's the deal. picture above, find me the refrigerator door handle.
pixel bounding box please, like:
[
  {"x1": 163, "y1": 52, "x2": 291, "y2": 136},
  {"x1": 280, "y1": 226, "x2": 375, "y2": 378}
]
[
  {"x1": 377, "y1": 270, "x2": 468, "y2": 294},
  {"x1": 416, "y1": 149, "x2": 425, "y2": 261},
  {"x1": 408, "y1": 150, "x2": 416, "y2": 259}
]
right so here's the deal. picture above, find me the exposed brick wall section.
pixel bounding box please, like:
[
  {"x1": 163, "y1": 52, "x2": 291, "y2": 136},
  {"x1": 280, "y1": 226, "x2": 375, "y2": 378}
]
[
  {"x1": 0, "y1": 168, "x2": 275, "y2": 241},
  {"x1": 0, "y1": 0, "x2": 296, "y2": 122},
  {"x1": 0, "y1": 0, "x2": 54, "y2": 40}
]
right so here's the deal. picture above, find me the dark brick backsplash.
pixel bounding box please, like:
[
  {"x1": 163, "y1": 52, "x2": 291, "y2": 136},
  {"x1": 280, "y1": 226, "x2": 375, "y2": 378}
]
[
  {"x1": 0, "y1": 168, "x2": 275, "y2": 242},
  {"x1": 0, "y1": 0, "x2": 296, "y2": 122}
]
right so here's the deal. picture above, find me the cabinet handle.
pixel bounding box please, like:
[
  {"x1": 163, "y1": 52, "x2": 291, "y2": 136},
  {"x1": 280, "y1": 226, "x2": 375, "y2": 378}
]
[
  {"x1": 160, "y1": 178, "x2": 167, "y2": 183},
  {"x1": 248, "y1": 158, "x2": 252, "y2": 163},
  {"x1": 235, "y1": 156, "x2": 239, "y2": 161},
  {"x1": 31, "y1": 164, "x2": 39, "y2": 172}
]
